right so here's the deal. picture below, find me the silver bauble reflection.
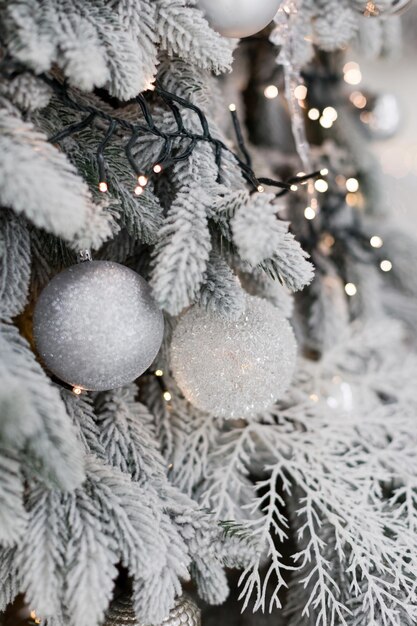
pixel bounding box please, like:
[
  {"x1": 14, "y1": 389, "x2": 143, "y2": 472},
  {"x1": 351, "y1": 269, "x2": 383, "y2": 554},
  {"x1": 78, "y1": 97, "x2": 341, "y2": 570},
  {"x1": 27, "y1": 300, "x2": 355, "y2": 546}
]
[
  {"x1": 198, "y1": 0, "x2": 281, "y2": 38},
  {"x1": 104, "y1": 594, "x2": 201, "y2": 626},
  {"x1": 171, "y1": 295, "x2": 297, "y2": 419},
  {"x1": 33, "y1": 261, "x2": 164, "y2": 391}
]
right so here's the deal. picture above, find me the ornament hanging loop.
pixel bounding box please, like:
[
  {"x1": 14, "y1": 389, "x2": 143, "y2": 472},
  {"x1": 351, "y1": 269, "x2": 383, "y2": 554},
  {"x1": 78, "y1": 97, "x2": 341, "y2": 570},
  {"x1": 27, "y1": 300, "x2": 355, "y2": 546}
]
[{"x1": 78, "y1": 249, "x2": 92, "y2": 263}]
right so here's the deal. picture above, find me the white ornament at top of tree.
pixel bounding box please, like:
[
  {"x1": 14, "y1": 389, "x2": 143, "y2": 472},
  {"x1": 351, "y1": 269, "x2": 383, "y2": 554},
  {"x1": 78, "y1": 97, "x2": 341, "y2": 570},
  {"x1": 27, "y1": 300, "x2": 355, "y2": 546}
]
[{"x1": 198, "y1": 0, "x2": 281, "y2": 38}]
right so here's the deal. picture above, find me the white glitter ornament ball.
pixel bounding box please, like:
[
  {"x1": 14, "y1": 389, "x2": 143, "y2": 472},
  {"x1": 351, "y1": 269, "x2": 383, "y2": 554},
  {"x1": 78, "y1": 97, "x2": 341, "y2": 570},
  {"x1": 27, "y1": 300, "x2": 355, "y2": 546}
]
[
  {"x1": 33, "y1": 261, "x2": 164, "y2": 391},
  {"x1": 171, "y1": 296, "x2": 297, "y2": 418},
  {"x1": 198, "y1": 0, "x2": 281, "y2": 38}
]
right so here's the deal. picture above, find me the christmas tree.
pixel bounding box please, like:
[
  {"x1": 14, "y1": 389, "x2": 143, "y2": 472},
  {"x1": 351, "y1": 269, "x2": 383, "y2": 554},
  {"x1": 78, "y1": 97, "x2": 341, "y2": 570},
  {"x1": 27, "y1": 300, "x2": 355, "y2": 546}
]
[{"x1": 1, "y1": 1, "x2": 417, "y2": 625}]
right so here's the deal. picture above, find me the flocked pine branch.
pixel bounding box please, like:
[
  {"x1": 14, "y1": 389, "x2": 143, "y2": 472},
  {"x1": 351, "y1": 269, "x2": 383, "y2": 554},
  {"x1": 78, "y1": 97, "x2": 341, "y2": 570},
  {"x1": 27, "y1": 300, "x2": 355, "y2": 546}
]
[
  {"x1": 0, "y1": 323, "x2": 84, "y2": 491},
  {"x1": 0, "y1": 210, "x2": 31, "y2": 321},
  {"x1": 199, "y1": 250, "x2": 246, "y2": 321},
  {"x1": 0, "y1": 108, "x2": 95, "y2": 239}
]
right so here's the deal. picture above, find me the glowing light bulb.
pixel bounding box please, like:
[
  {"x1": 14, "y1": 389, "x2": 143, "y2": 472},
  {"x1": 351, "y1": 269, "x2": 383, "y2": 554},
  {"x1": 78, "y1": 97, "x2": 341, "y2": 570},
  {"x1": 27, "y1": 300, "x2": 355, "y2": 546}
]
[
  {"x1": 304, "y1": 206, "x2": 316, "y2": 220},
  {"x1": 294, "y1": 84, "x2": 308, "y2": 100},
  {"x1": 98, "y1": 181, "x2": 108, "y2": 193},
  {"x1": 320, "y1": 116, "x2": 333, "y2": 129},
  {"x1": 137, "y1": 175, "x2": 148, "y2": 187},
  {"x1": 343, "y1": 62, "x2": 362, "y2": 86},
  {"x1": 322, "y1": 233, "x2": 335, "y2": 248},
  {"x1": 73, "y1": 387, "x2": 82, "y2": 395},
  {"x1": 264, "y1": 85, "x2": 279, "y2": 99},
  {"x1": 345, "y1": 192, "x2": 359, "y2": 207},
  {"x1": 320, "y1": 168, "x2": 329, "y2": 176},
  {"x1": 290, "y1": 184, "x2": 298, "y2": 191},
  {"x1": 163, "y1": 391, "x2": 172, "y2": 402},
  {"x1": 323, "y1": 106, "x2": 338, "y2": 122},
  {"x1": 350, "y1": 91, "x2": 367, "y2": 109},
  {"x1": 345, "y1": 282, "x2": 357, "y2": 296},
  {"x1": 364, "y1": 1, "x2": 380, "y2": 16},
  {"x1": 343, "y1": 61, "x2": 359, "y2": 73},
  {"x1": 229, "y1": 103, "x2": 237, "y2": 112},
  {"x1": 370, "y1": 235, "x2": 383, "y2": 248},
  {"x1": 315, "y1": 179, "x2": 328, "y2": 193},
  {"x1": 257, "y1": 185, "x2": 265, "y2": 193},
  {"x1": 308, "y1": 108, "x2": 320, "y2": 120},
  {"x1": 153, "y1": 164, "x2": 162, "y2": 174},
  {"x1": 346, "y1": 177, "x2": 359, "y2": 192},
  {"x1": 134, "y1": 185, "x2": 144, "y2": 195},
  {"x1": 296, "y1": 172, "x2": 308, "y2": 185},
  {"x1": 380, "y1": 260, "x2": 392, "y2": 272},
  {"x1": 155, "y1": 369, "x2": 164, "y2": 377}
]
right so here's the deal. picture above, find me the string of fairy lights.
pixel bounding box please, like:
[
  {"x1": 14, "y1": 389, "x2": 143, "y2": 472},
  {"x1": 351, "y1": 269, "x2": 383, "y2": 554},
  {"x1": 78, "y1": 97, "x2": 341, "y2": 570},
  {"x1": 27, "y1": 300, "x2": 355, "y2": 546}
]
[
  {"x1": 0, "y1": 57, "x2": 326, "y2": 201},
  {"x1": 258, "y1": 58, "x2": 394, "y2": 300}
]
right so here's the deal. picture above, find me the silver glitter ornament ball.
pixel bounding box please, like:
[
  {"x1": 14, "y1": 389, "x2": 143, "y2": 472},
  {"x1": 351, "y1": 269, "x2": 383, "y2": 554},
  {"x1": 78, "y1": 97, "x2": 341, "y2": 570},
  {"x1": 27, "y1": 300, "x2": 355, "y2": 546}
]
[
  {"x1": 33, "y1": 261, "x2": 164, "y2": 391},
  {"x1": 171, "y1": 296, "x2": 297, "y2": 419},
  {"x1": 104, "y1": 594, "x2": 201, "y2": 626},
  {"x1": 197, "y1": 0, "x2": 281, "y2": 38}
]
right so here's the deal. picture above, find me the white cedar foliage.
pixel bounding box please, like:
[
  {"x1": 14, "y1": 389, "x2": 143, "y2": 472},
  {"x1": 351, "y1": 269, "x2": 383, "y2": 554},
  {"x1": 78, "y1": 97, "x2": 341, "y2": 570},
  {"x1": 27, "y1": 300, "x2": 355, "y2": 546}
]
[
  {"x1": 0, "y1": 211, "x2": 31, "y2": 321},
  {"x1": 112, "y1": 0, "x2": 159, "y2": 90},
  {"x1": 0, "y1": 72, "x2": 52, "y2": 112},
  {"x1": 168, "y1": 394, "x2": 220, "y2": 495},
  {"x1": 168, "y1": 319, "x2": 417, "y2": 623},
  {"x1": 8, "y1": 385, "x2": 248, "y2": 624},
  {"x1": 273, "y1": 0, "x2": 399, "y2": 67},
  {"x1": 150, "y1": 181, "x2": 212, "y2": 315},
  {"x1": 94, "y1": 385, "x2": 165, "y2": 484},
  {"x1": 312, "y1": 0, "x2": 359, "y2": 51},
  {"x1": 0, "y1": 1, "x2": 414, "y2": 624},
  {"x1": 2, "y1": 0, "x2": 232, "y2": 99},
  {"x1": 260, "y1": 228, "x2": 314, "y2": 292},
  {"x1": 154, "y1": 0, "x2": 234, "y2": 75},
  {"x1": 0, "y1": 451, "x2": 27, "y2": 547},
  {"x1": 0, "y1": 109, "x2": 94, "y2": 239},
  {"x1": 199, "y1": 251, "x2": 246, "y2": 321},
  {"x1": 13, "y1": 454, "x2": 191, "y2": 626},
  {"x1": 92, "y1": 386, "x2": 251, "y2": 613},
  {"x1": 16, "y1": 470, "x2": 119, "y2": 626},
  {"x1": 232, "y1": 193, "x2": 287, "y2": 265},
  {"x1": 0, "y1": 323, "x2": 85, "y2": 491},
  {"x1": 33, "y1": 101, "x2": 157, "y2": 247},
  {"x1": 232, "y1": 193, "x2": 314, "y2": 292},
  {"x1": 306, "y1": 267, "x2": 350, "y2": 351},
  {"x1": 0, "y1": 546, "x2": 18, "y2": 612}
]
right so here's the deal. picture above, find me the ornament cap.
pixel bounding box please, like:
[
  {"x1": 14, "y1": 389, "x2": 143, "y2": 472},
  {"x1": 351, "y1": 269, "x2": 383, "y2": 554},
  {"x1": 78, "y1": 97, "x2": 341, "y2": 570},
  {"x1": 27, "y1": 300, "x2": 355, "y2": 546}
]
[{"x1": 77, "y1": 249, "x2": 92, "y2": 263}]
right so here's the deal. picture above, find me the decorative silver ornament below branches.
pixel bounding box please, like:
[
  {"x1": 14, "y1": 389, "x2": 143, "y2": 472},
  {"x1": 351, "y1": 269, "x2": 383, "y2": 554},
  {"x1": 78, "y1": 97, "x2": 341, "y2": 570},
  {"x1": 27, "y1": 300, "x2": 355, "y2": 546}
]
[{"x1": 104, "y1": 594, "x2": 201, "y2": 626}]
